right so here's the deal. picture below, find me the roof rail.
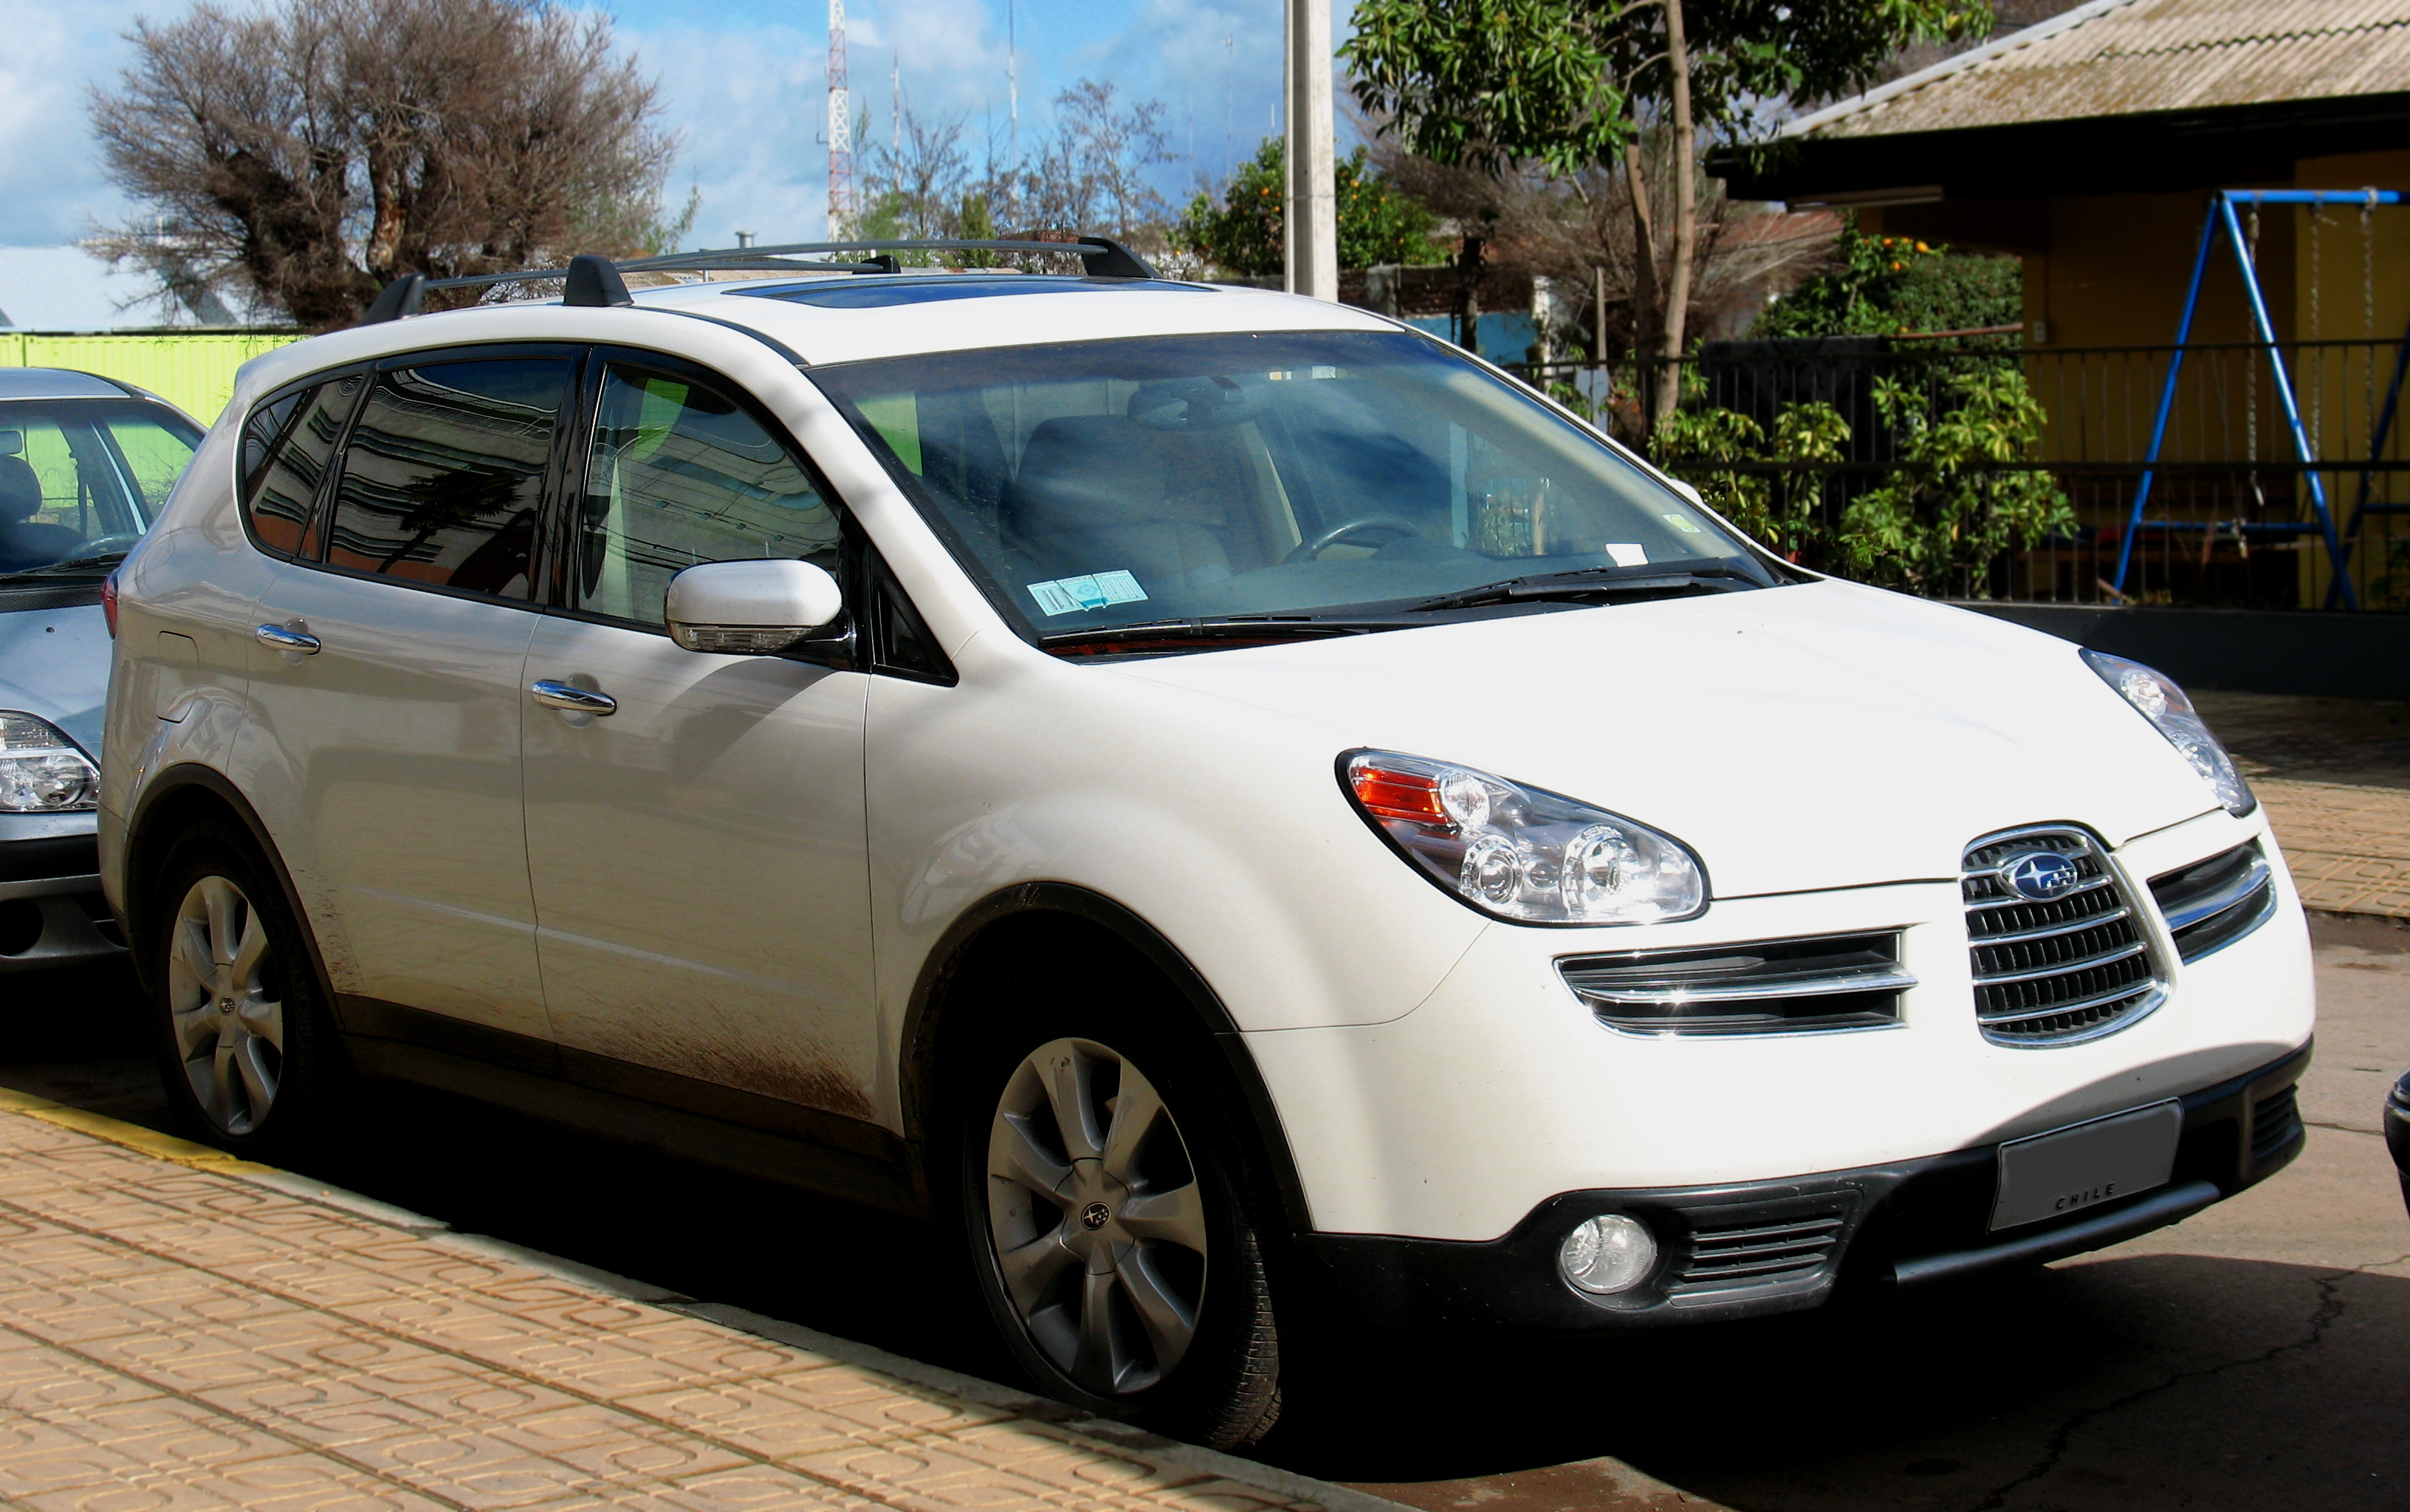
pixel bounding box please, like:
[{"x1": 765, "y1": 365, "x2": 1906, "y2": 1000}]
[{"x1": 353, "y1": 234, "x2": 1157, "y2": 328}]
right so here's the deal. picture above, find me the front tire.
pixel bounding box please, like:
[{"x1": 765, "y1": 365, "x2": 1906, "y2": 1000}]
[
  {"x1": 960, "y1": 1020, "x2": 1280, "y2": 1448},
  {"x1": 143, "y1": 825, "x2": 339, "y2": 1155}
]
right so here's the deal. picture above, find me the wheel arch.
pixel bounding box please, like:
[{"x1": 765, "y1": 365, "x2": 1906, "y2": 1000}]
[
  {"x1": 123, "y1": 764, "x2": 338, "y2": 1011},
  {"x1": 899, "y1": 882, "x2": 1314, "y2": 1234}
]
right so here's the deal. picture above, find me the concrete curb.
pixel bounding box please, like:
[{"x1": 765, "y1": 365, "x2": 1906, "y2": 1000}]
[{"x1": 0, "y1": 1084, "x2": 1418, "y2": 1512}]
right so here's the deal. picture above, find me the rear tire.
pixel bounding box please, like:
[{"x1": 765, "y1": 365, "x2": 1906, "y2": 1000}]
[
  {"x1": 955, "y1": 1006, "x2": 1281, "y2": 1449},
  {"x1": 141, "y1": 824, "x2": 341, "y2": 1157}
]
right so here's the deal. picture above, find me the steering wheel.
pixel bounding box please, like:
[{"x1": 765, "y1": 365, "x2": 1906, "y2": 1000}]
[
  {"x1": 72, "y1": 533, "x2": 145, "y2": 558},
  {"x1": 1284, "y1": 514, "x2": 1423, "y2": 564}
]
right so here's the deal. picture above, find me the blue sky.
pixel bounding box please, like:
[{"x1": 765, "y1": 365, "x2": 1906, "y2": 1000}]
[{"x1": 4, "y1": 0, "x2": 1334, "y2": 251}]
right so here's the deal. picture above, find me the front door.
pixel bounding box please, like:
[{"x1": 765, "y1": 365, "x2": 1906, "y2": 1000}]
[
  {"x1": 522, "y1": 354, "x2": 879, "y2": 1121},
  {"x1": 246, "y1": 352, "x2": 573, "y2": 1037}
]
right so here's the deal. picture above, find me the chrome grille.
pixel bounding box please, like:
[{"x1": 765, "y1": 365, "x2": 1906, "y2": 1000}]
[
  {"x1": 1963, "y1": 827, "x2": 2163, "y2": 1046},
  {"x1": 2150, "y1": 840, "x2": 2277, "y2": 963}
]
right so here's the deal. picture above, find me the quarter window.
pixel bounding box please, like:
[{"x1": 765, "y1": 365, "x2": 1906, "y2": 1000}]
[
  {"x1": 241, "y1": 377, "x2": 358, "y2": 559},
  {"x1": 323, "y1": 358, "x2": 569, "y2": 599},
  {"x1": 575, "y1": 363, "x2": 840, "y2": 627}
]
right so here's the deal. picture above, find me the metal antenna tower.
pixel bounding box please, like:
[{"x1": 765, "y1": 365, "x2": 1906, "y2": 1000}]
[{"x1": 827, "y1": 0, "x2": 854, "y2": 238}]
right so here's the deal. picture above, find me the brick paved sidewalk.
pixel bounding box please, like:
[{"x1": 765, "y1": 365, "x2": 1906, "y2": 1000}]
[
  {"x1": 0, "y1": 1093, "x2": 1385, "y2": 1512},
  {"x1": 2258, "y1": 778, "x2": 2410, "y2": 919}
]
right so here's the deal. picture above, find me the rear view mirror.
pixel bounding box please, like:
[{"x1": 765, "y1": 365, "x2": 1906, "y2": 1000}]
[{"x1": 665, "y1": 559, "x2": 845, "y2": 654}]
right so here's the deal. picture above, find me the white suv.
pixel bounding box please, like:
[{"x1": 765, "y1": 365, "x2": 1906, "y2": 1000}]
[{"x1": 100, "y1": 241, "x2": 2313, "y2": 1447}]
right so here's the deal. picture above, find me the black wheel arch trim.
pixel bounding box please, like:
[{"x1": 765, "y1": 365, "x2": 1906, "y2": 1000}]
[{"x1": 899, "y1": 880, "x2": 1316, "y2": 1233}]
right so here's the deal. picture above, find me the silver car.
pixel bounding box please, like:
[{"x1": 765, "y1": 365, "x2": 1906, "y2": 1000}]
[{"x1": 1, "y1": 368, "x2": 201, "y2": 971}]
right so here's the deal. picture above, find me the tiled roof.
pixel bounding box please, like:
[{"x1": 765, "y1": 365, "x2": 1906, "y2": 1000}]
[{"x1": 1788, "y1": 0, "x2": 2410, "y2": 142}]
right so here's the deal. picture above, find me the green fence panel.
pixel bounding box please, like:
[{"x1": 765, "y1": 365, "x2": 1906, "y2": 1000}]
[{"x1": 0, "y1": 331, "x2": 303, "y2": 426}]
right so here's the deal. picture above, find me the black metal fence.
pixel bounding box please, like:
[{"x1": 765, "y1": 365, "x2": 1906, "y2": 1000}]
[{"x1": 1508, "y1": 337, "x2": 2410, "y2": 612}]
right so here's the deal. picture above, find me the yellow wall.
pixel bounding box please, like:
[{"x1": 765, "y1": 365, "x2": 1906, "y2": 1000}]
[
  {"x1": 0, "y1": 331, "x2": 301, "y2": 426},
  {"x1": 2291, "y1": 151, "x2": 2410, "y2": 607}
]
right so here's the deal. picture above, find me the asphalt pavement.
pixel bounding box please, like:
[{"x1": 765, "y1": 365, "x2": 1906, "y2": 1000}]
[{"x1": 4, "y1": 910, "x2": 2401, "y2": 1512}]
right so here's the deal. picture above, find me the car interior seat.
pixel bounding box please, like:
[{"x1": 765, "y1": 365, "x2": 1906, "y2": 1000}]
[
  {"x1": 1006, "y1": 415, "x2": 1233, "y2": 590},
  {"x1": 0, "y1": 456, "x2": 83, "y2": 571}
]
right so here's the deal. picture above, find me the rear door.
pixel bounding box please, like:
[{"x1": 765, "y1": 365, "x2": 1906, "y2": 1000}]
[
  {"x1": 521, "y1": 351, "x2": 880, "y2": 1121},
  {"x1": 245, "y1": 348, "x2": 574, "y2": 1040}
]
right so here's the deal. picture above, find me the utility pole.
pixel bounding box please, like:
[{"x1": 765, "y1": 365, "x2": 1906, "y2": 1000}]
[
  {"x1": 1283, "y1": 0, "x2": 1336, "y2": 301},
  {"x1": 828, "y1": 0, "x2": 854, "y2": 239},
  {"x1": 1008, "y1": 0, "x2": 1019, "y2": 175}
]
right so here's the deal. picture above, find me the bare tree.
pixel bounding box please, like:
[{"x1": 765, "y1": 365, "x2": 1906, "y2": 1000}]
[
  {"x1": 862, "y1": 100, "x2": 972, "y2": 241},
  {"x1": 89, "y1": 0, "x2": 677, "y2": 329},
  {"x1": 1367, "y1": 122, "x2": 1833, "y2": 362},
  {"x1": 1002, "y1": 81, "x2": 1175, "y2": 246}
]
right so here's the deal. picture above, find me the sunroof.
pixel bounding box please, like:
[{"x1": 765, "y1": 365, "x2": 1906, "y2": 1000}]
[{"x1": 736, "y1": 275, "x2": 1211, "y2": 309}]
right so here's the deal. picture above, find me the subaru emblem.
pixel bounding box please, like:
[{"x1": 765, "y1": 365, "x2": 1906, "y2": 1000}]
[{"x1": 2004, "y1": 850, "x2": 2082, "y2": 901}]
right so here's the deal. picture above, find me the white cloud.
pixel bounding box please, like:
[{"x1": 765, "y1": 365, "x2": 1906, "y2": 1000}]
[{"x1": 0, "y1": 4, "x2": 152, "y2": 246}]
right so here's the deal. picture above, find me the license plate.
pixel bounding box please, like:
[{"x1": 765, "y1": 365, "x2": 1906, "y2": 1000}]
[{"x1": 1991, "y1": 1100, "x2": 2183, "y2": 1231}]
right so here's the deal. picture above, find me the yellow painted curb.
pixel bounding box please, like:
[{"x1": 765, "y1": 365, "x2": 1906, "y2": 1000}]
[{"x1": 0, "y1": 1087, "x2": 275, "y2": 1175}]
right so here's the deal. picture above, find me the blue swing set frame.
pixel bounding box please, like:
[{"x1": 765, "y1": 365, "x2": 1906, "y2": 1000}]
[{"x1": 2112, "y1": 188, "x2": 2410, "y2": 611}]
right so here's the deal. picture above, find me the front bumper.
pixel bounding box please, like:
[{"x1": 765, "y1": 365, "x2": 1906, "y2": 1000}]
[
  {"x1": 0, "y1": 814, "x2": 126, "y2": 973},
  {"x1": 1294, "y1": 1042, "x2": 2310, "y2": 1332}
]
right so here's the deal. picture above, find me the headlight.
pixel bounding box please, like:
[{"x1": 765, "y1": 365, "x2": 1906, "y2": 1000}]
[
  {"x1": 0, "y1": 712, "x2": 100, "y2": 814},
  {"x1": 2081, "y1": 650, "x2": 2254, "y2": 817},
  {"x1": 1343, "y1": 750, "x2": 1706, "y2": 924}
]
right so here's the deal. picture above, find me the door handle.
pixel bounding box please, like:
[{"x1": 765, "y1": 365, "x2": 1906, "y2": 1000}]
[
  {"x1": 530, "y1": 679, "x2": 617, "y2": 715},
  {"x1": 254, "y1": 624, "x2": 320, "y2": 654}
]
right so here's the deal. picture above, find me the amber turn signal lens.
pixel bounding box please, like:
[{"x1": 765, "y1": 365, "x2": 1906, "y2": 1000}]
[{"x1": 1350, "y1": 764, "x2": 1446, "y2": 826}]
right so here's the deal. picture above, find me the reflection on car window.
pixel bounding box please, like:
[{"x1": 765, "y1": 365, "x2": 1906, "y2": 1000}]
[
  {"x1": 0, "y1": 401, "x2": 199, "y2": 576},
  {"x1": 242, "y1": 378, "x2": 359, "y2": 559},
  {"x1": 324, "y1": 359, "x2": 568, "y2": 599},
  {"x1": 809, "y1": 330, "x2": 1762, "y2": 636},
  {"x1": 576, "y1": 364, "x2": 840, "y2": 628}
]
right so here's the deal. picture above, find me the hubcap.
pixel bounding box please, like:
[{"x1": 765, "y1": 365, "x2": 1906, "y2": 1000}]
[
  {"x1": 986, "y1": 1037, "x2": 1209, "y2": 1396},
  {"x1": 164, "y1": 875, "x2": 284, "y2": 1136}
]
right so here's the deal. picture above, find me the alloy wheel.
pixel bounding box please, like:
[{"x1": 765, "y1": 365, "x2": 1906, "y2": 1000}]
[
  {"x1": 986, "y1": 1037, "x2": 1209, "y2": 1395},
  {"x1": 164, "y1": 875, "x2": 284, "y2": 1136}
]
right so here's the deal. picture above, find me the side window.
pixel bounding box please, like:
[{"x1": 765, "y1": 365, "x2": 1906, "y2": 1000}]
[
  {"x1": 576, "y1": 362, "x2": 841, "y2": 627},
  {"x1": 241, "y1": 377, "x2": 357, "y2": 559},
  {"x1": 323, "y1": 358, "x2": 569, "y2": 598}
]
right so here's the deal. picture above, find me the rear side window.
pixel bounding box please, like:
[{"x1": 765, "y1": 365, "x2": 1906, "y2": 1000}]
[
  {"x1": 324, "y1": 358, "x2": 569, "y2": 599},
  {"x1": 241, "y1": 377, "x2": 357, "y2": 558},
  {"x1": 574, "y1": 362, "x2": 840, "y2": 627}
]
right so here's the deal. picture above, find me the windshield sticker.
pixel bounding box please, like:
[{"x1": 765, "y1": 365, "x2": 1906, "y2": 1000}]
[
  {"x1": 1026, "y1": 571, "x2": 1149, "y2": 616},
  {"x1": 1605, "y1": 543, "x2": 1647, "y2": 567},
  {"x1": 1660, "y1": 513, "x2": 1704, "y2": 535}
]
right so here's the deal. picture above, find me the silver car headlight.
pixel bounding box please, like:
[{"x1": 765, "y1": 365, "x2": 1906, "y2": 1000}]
[
  {"x1": 2081, "y1": 650, "x2": 2254, "y2": 817},
  {"x1": 0, "y1": 712, "x2": 100, "y2": 814},
  {"x1": 1343, "y1": 750, "x2": 1706, "y2": 924}
]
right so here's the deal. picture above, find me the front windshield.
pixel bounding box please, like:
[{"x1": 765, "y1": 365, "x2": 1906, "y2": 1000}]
[
  {"x1": 0, "y1": 400, "x2": 199, "y2": 579},
  {"x1": 809, "y1": 330, "x2": 1770, "y2": 640}
]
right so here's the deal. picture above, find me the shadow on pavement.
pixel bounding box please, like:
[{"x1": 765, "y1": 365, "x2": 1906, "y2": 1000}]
[
  {"x1": 1267, "y1": 1250, "x2": 2409, "y2": 1512},
  {"x1": 11, "y1": 960, "x2": 2406, "y2": 1512}
]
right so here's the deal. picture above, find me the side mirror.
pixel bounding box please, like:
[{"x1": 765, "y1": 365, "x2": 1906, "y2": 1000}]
[{"x1": 665, "y1": 559, "x2": 844, "y2": 654}]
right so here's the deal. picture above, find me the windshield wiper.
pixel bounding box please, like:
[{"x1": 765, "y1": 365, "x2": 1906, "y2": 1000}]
[
  {"x1": 1037, "y1": 616, "x2": 1400, "y2": 653},
  {"x1": 1402, "y1": 563, "x2": 1768, "y2": 614},
  {"x1": 0, "y1": 550, "x2": 130, "y2": 585}
]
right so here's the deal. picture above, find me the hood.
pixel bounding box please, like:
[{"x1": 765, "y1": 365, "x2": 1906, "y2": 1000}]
[
  {"x1": 0, "y1": 597, "x2": 112, "y2": 757},
  {"x1": 1105, "y1": 579, "x2": 2219, "y2": 898}
]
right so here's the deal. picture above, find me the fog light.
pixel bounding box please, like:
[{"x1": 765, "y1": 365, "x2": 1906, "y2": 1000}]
[{"x1": 1558, "y1": 1213, "x2": 1658, "y2": 1295}]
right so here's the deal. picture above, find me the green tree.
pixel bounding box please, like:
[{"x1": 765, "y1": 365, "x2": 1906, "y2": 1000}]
[
  {"x1": 1755, "y1": 218, "x2": 2020, "y2": 338},
  {"x1": 1839, "y1": 368, "x2": 2073, "y2": 595},
  {"x1": 1345, "y1": 0, "x2": 1988, "y2": 427},
  {"x1": 1176, "y1": 138, "x2": 1445, "y2": 278}
]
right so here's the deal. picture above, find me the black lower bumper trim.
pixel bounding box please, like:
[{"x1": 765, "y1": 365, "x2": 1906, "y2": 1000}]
[
  {"x1": 1293, "y1": 1041, "x2": 2310, "y2": 1334},
  {"x1": 1890, "y1": 1179, "x2": 2220, "y2": 1285}
]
